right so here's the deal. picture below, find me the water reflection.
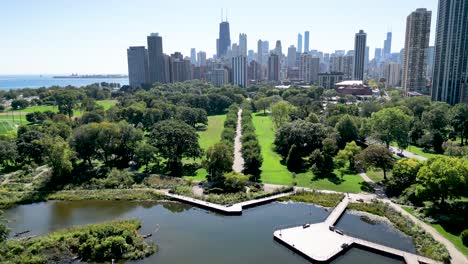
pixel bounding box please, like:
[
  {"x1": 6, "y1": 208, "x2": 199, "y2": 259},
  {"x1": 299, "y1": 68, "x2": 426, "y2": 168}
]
[{"x1": 6, "y1": 201, "x2": 407, "y2": 264}]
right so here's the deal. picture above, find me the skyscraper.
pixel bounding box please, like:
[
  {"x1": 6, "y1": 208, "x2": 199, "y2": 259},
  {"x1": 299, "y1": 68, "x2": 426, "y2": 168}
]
[
  {"x1": 257, "y1": 39, "x2": 263, "y2": 65},
  {"x1": 297, "y1": 33, "x2": 303, "y2": 54},
  {"x1": 274, "y1": 40, "x2": 282, "y2": 56},
  {"x1": 239, "y1": 33, "x2": 247, "y2": 57},
  {"x1": 232, "y1": 56, "x2": 247, "y2": 88},
  {"x1": 300, "y1": 53, "x2": 320, "y2": 84},
  {"x1": 432, "y1": 0, "x2": 468, "y2": 104},
  {"x1": 385, "y1": 63, "x2": 402, "y2": 88},
  {"x1": 353, "y1": 30, "x2": 367, "y2": 80},
  {"x1": 197, "y1": 51, "x2": 207, "y2": 66},
  {"x1": 287, "y1": 45, "x2": 297, "y2": 68},
  {"x1": 268, "y1": 54, "x2": 280, "y2": 82},
  {"x1": 383, "y1": 32, "x2": 392, "y2": 56},
  {"x1": 190, "y1": 48, "x2": 197, "y2": 65},
  {"x1": 364, "y1": 46, "x2": 370, "y2": 73},
  {"x1": 374, "y1": 48, "x2": 382, "y2": 61},
  {"x1": 127, "y1": 46, "x2": 149, "y2": 87},
  {"x1": 247, "y1": 50, "x2": 255, "y2": 62},
  {"x1": 304, "y1": 31, "x2": 310, "y2": 53},
  {"x1": 262, "y1": 41, "x2": 269, "y2": 66},
  {"x1": 217, "y1": 21, "x2": 231, "y2": 58},
  {"x1": 402, "y1": 8, "x2": 431, "y2": 94},
  {"x1": 426, "y1": 46, "x2": 435, "y2": 80},
  {"x1": 147, "y1": 33, "x2": 166, "y2": 83}
]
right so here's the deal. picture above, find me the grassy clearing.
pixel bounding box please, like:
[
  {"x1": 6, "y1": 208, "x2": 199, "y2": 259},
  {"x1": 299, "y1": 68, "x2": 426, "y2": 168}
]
[
  {"x1": 366, "y1": 168, "x2": 392, "y2": 183},
  {"x1": 402, "y1": 206, "x2": 468, "y2": 256},
  {"x1": 278, "y1": 190, "x2": 344, "y2": 207},
  {"x1": 185, "y1": 115, "x2": 226, "y2": 181},
  {"x1": 392, "y1": 142, "x2": 442, "y2": 159},
  {"x1": 252, "y1": 114, "x2": 363, "y2": 193},
  {"x1": 0, "y1": 219, "x2": 157, "y2": 263}
]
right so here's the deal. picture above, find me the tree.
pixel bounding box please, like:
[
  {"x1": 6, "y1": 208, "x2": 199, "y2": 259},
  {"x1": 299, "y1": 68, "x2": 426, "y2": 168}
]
[
  {"x1": 176, "y1": 107, "x2": 208, "y2": 128},
  {"x1": 270, "y1": 101, "x2": 296, "y2": 128},
  {"x1": 274, "y1": 120, "x2": 326, "y2": 158},
  {"x1": 450, "y1": 104, "x2": 468, "y2": 146},
  {"x1": 416, "y1": 156, "x2": 467, "y2": 204},
  {"x1": 150, "y1": 120, "x2": 202, "y2": 176},
  {"x1": 16, "y1": 127, "x2": 45, "y2": 164},
  {"x1": 306, "y1": 112, "x2": 320, "y2": 123},
  {"x1": 359, "y1": 100, "x2": 382, "y2": 117},
  {"x1": 134, "y1": 142, "x2": 158, "y2": 172},
  {"x1": 0, "y1": 211, "x2": 9, "y2": 243},
  {"x1": 335, "y1": 115, "x2": 359, "y2": 149},
  {"x1": 422, "y1": 103, "x2": 449, "y2": 133},
  {"x1": 81, "y1": 111, "x2": 104, "y2": 124},
  {"x1": 371, "y1": 107, "x2": 412, "y2": 149},
  {"x1": 203, "y1": 143, "x2": 233, "y2": 183},
  {"x1": 10, "y1": 99, "x2": 29, "y2": 110},
  {"x1": 310, "y1": 138, "x2": 336, "y2": 177},
  {"x1": 254, "y1": 97, "x2": 272, "y2": 115},
  {"x1": 286, "y1": 144, "x2": 302, "y2": 172},
  {"x1": 40, "y1": 136, "x2": 73, "y2": 182},
  {"x1": 223, "y1": 172, "x2": 248, "y2": 193},
  {"x1": 55, "y1": 91, "x2": 78, "y2": 119},
  {"x1": 335, "y1": 141, "x2": 361, "y2": 170},
  {"x1": 355, "y1": 145, "x2": 394, "y2": 179},
  {"x1": 0, "y1": 139, "x2": 17, "y2": 168},
  {"x1": 385, "y1": 158, "x2": 421, "y2": 196}
]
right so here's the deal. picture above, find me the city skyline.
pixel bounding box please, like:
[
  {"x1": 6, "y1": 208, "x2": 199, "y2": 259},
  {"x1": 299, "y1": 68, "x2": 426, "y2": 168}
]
[{"x1": 0, "y1": 0, "x2": 438, "y2": 74}]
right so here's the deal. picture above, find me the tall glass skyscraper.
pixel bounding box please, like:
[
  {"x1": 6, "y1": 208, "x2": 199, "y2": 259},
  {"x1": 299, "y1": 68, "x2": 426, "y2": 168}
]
[
  {"x1": 147, "y1": 33, "x2": 166, "y2": 83},
  {"x1": 304, "y1": 31, "x2": 310, "y2": 53},
  {"x1": 297, "y1": 33, "x2": 303, "y2": 54},
  {"x1": 432, "y1": 0, "x2": 468, "y2": 104},
  {"x1": 353, "y1": 30, "x2": 367, "y2": 80},
  {"x1": 217, "y1": 21, "x2": 231, "y2": 58}
]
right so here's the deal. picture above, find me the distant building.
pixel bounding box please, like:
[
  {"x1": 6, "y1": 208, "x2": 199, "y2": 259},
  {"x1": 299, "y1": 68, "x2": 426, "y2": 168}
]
[
  {"x1": 335, "y1": 80, "x2": 373, "y2": 96},
  {"x1": 374, "y1": 48, "x2": 382, "y2": 62},
  {"x1": 287, "y1": 45, "x2": 297, "y2": 68},
  {"x1": 257, "y1": 40, "x2": 263, "y2": 65},
  {"x1": 247, "y1": 50, "x2": 255, "y2": 62},
  {"x1": 190, "y1": 48, "x2": 197, "y2": 65},
  {"x1": 232, "y1": 56, "x2": 247, "y2": 88},
  {"x1": 297, "y1": 33, "x2": 303, "y2": 54},
  {"x1": 300, "y1": 53, "x2": 320, "y2": 84},
  {"x1": 239, "y1": 33, "x2": 247, "y2": 57},
  {"x1": 318, "y1": 73, "x2": 344, "y2": 89},
  {"x1": 127, "y1": 46, "x2": 149, "y2": 87},
  {"x1": 262, "y1": 41, "x2": 269, "y2": 66},
  {"x1": 304, "y1": 31, "x2": 310, "y2": 53},
  {"x1": 268, "y1": 53, "x2": 280, "y2": 82},
  {"x1": 197, "y1": 51, "x2": 207, "y2": 66},
  {"x1": 353, "y1": 30, "x2": 367, "y2": 80},
  {"x1": 147, "y1": 33, "x2": 167, "y2": 83},
  {"x1": 385, "y1": 63, "x2": 401, "y2": 88},
  {"x1": 217, "y1": 21, "x2": 231, "y2": 58},
  {"x1": 432, "y1": 0, "x2": 468, "y2": 104},
  {"x1": 169, "y1": 52, "x2": 192, "y2": 82},
  {"x1": 426, "y1": 46, "x2": 435, "y2": 80},
  {"x1": 208, "y1": 68, "x2": 229, "y2": 87},
  {"x1": 248, "y1": 60, "x2": 262, "y2": 83},
  {"x1": 383, "y1": 32, "x2": 392, "y2": 57},
  {"x1": 402, "y1": 8, "x2": 432, "y2": 94},
  {"x1": 274, "y1": 40, "x2": 282, "y2": 56}
]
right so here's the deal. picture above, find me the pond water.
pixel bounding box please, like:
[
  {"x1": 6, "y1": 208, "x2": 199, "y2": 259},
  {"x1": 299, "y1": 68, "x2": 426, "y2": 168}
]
[{"x1": 4, "y1": 201, "x2": 412, "y2": 264}]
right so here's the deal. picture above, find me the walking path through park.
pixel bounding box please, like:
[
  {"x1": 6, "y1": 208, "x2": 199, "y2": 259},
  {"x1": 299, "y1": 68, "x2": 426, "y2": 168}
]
[
  {"x1": 232, "y1": 108, "x2": 244, "y2": 173},
  {"x1": 389, "y1": 146, "x2": 428, "y2": 161}
]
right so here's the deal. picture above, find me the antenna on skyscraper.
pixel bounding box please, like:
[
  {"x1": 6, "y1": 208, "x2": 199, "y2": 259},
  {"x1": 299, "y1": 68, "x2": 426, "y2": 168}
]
[{"x1": 221, "y1": 8, "x2": 223, "y2": 22}]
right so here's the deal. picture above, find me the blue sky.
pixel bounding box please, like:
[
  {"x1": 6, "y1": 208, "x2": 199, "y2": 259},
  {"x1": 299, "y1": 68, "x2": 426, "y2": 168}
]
[{"x1": 0, "y1": 0, "x2": 438, "y2": 74}]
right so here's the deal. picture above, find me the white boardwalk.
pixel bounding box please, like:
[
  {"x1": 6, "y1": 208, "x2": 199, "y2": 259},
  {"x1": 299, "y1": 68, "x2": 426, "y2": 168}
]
[
  {"x1": 274, "y1": 197, "x2": 442, "y2": 264},
  {"x1": 165, "y1": 191, "x2": 294, "y2": 215}
]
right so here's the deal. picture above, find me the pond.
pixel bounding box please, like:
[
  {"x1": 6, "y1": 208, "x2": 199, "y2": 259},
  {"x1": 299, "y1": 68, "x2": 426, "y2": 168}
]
[{"x1": 4, "y1": 201, "x2": 413, "y2": 264}]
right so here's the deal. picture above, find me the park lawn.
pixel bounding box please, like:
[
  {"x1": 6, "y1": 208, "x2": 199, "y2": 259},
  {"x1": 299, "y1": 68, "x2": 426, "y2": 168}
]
[
  {"x1": 366, "y1": 168, "x2": 392, "y2": 183},
  {"x1": 402, "y1": 207, "x2": 468, "y2": 256},
  {"x1": 185, "y1": 114, "x2": 226, "y2": 181},
  {"x1": 252, "y1": 114, "x2": 363, "y2": 193}
]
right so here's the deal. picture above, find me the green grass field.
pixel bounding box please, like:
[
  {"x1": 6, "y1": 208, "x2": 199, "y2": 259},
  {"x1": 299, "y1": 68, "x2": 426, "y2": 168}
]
[
  {"x1": 252, "y1": 114, "x2": 363, "y2": 193},
  {"x1": 391, "y1": 142, "x2": 442, "y2": 159},
  {"x1": 187, "y1": 115, "x2": 226, "y2": 181},
  {"x1": 403, "y1": 207, "x2": 468, "y2": 256},
  {"x1": 366, "y1": 168, "x2": 392, "y2": 183}
]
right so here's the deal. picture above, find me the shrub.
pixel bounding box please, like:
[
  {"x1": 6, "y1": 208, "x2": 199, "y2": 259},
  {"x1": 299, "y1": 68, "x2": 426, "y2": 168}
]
[{"x1": 461, "y1": 229, "x2": 468, "y2": 247}]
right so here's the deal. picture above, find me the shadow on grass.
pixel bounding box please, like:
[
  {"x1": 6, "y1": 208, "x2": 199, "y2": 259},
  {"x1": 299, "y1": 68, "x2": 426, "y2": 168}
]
[{"x1": 310, "y1": 173, "x2": 344, "y2": 185}]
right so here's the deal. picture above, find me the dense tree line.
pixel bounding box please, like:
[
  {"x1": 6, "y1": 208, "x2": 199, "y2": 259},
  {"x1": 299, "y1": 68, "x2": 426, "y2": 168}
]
[{"x1": 240, "y1": 103, "x2": 263, "y2": 181}]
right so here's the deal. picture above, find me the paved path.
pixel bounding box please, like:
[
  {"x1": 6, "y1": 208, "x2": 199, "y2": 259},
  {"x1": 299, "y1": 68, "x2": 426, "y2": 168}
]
[
  {"x1": 232, "y1": 108, "x2": 244, "y2": 173},
  {"x1": 389, "y1": 146, "x2": 427, "y2": 161},
  {"x1": 324, "y1": 197, "x2": 348, "y2": 226}
]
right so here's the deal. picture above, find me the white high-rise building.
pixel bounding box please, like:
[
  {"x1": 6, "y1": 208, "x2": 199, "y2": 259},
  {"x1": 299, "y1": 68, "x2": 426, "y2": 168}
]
[{"x1": 232, "y1": 56, "x2": 247, "y2": 88}]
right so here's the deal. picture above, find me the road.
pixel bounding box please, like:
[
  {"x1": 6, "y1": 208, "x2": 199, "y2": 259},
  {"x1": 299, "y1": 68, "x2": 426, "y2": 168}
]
[{"x1": 389, "y1": 146, "x2": 428, "y2": 161}]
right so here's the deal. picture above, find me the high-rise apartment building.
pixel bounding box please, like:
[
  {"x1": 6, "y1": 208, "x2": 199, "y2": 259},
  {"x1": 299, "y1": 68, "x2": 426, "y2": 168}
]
[
  {"x1": 385, "y1": 63, "x2": 402, "y2": 87},
  {"x1": 304, "y1": 31, "x2": 310, "y2": 53},
  {"x1": 274, "y1": 40, "x2": 282, "y2": 56},
  {"x1": 232, "y1": 56, "x2": 247, "y2": 88},
  {"x1": 268, "y1": 54, "x2": 280, "y2": 82},
  {"x1": 300, "y1": 53, "x2": 320, "y2": 84},
  {"x1": 217, "y1": 21, "x2": 231, "y2": 58},
  {"x1": 262, "y1": 41, "x2": 269, "y2": 66},
  {"x1": 197, "y1": 51, "x2": 207, "y2": 66},
  {"x1": 208, "y1": 68, "x2": 229, "y2": 87},
  {"x1": 248, "y1": 50, "x2": 255, "y2": 62},
  {"x1": 297, "y1": 33, "x2": 303, "y2": 54},
  {"x1": 287, "y1": 46, "x2": 297, "y2": 68},
  {"x1": 248, "y1": 60, "x2": 262, "y2": 82},
  {"x1": 432, "y1": 0, "x2": 468, "y2": 104},
  {"x1": 374, "y1": 48, "x2": 382, "y2": 62},
  {"x1": 257, "y1": 40, "x2": 263, "y2": 65},
  {"x1": 169, "y1": 52, "x2": 192, "y2": 83},
  {"x1": 239, "y1": 33, "x2": 247, "y2": 57},
  {"x1": 127, "y1": 46, "x2": 149, "y2": 87},
  {"x1": 190, "y1": 48, "x2": 197, "y2": 65},
  {"x1": 353, "y1": 30, "x2": 367, "y2": 80},
  {"x1": 402, "y1": 8, "x2": 432, "y2": 94},
  {"x1": 147, "y1": 33, "x2": 166, "y2": 83},
  {"x1": 426, "y1": 46, "x2": 435, "y2": 80}
]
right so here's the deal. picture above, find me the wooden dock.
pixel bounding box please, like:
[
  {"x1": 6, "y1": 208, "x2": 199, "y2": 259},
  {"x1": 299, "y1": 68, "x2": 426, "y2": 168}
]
[
  {"x1": 165, "y1": 191, "x2": 294, "y2": 215},
  {"x1": 274, "y1": 198, "x2": 442, "y2": 264}
]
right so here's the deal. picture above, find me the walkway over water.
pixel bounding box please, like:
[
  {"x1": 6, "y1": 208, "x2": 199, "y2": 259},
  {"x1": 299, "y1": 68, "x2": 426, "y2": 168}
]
[
  {"x1": 165, "y1": 191, "x2": 293, "y2": 215},
  {"x1": 273, "y1": 198, "x2": 442, "y2": 264}
]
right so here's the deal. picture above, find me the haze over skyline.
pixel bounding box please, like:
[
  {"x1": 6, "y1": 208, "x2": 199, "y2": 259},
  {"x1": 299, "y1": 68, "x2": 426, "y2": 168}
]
[{"x1": 0, "y1": 0, "x2": 437, "y2": 74}]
